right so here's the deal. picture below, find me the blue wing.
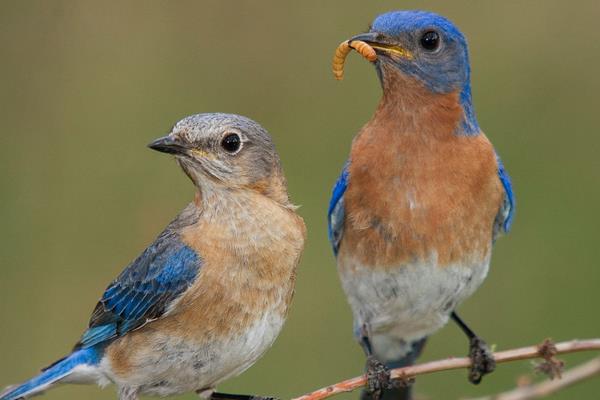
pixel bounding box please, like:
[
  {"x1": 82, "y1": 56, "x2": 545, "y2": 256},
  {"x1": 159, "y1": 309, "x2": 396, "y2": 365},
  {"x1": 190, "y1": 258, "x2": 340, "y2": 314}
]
[
  {"x1": 76, "y1": 226, "x2": 202, "y2": 349},
  {"x1": 328, "y1": 162, "x2": 349, "y2": 255},
  {"x1": 494, "y1": 154, "x2": 515, "y2": 238}
]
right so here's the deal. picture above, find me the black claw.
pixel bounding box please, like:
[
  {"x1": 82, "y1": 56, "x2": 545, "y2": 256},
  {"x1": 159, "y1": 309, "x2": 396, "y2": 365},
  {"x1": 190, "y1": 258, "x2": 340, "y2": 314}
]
[
  {"x1": 468, "y1": 336, "x2": 496, "y2": 385},
  {"x1": 209, "y1": 393, "x2": 278, "y2": 400},
  {"x1": 365, "y1": 355, "x2": 396, "y2": 400}
]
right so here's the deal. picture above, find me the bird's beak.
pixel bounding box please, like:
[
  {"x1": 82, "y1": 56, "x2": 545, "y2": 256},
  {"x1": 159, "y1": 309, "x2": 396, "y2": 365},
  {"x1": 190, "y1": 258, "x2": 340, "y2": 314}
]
[
  {"x1": 349, "y1": 32, "x2": 413, "y2": 60},
  {"x1": 147, "y1": 135, "x2": 189, "y2": 155}
]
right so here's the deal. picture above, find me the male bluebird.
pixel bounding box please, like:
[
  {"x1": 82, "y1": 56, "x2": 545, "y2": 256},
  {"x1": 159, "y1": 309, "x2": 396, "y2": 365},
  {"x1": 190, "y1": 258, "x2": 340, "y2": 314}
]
[
  {"x1": 327, "y1": 11, "x2": 514, "y2": 400},
  {"x1": 1, "y1": 113, "x2": 306, "y2": 400}
]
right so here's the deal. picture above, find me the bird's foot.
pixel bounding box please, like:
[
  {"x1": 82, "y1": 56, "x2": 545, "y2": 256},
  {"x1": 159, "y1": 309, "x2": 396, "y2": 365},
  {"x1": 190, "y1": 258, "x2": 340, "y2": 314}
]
[
  {"x1": 468, "y1": 336, "x2": 496, "y2": 384},
  {"x1": 208, "y1": 392, "x2": 278, "y2": 400},
  {"x1": 364, "y1": 355, "x2": 398, "y2": 400}
]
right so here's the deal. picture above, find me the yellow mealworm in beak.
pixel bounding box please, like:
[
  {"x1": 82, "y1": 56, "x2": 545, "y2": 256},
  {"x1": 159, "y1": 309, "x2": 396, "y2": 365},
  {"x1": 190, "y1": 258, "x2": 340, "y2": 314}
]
[
  {"x1": 332, "y1": 41, "x2": 352, "y2": 80},
  {"x1": 332, "y1": 40, "x2": 377, "y2": 80},
  {"x1": 352, "y1": 41, "x2": 377, "y2": 62}
]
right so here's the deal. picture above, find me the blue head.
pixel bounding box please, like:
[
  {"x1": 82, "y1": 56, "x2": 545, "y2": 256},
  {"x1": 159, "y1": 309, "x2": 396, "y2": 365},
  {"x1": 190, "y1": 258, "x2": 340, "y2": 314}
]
[{"x1": 349, "y1": 10, "x2": 478, "y2": 134}]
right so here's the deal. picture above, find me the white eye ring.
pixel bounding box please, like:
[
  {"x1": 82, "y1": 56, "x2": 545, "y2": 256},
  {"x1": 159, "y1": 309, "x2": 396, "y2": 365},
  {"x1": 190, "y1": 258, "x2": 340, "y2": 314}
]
[{"x1": 220, "y1": 132, "x2": 243, "y2": 154}]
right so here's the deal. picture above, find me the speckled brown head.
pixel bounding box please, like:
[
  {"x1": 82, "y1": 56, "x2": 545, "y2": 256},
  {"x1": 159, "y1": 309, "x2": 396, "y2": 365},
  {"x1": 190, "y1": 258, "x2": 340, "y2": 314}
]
[{"x1": 149, "y1": 113, "x2": 290, "y2": 205}]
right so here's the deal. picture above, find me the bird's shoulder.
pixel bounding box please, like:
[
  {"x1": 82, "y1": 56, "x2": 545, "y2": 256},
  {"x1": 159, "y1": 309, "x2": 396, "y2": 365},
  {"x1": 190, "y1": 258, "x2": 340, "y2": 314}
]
[
  {"x1": 128, "y1": 192, "x2": 305, "y2": 345},
  {"x1": 493, "y1": 153, "x2": 515, "y2": 238},
  {"x1": 76, "y1": 203, "x2": 203, "y2": 350},
  {"x1": 328, "y1": 162, "x2": 349, "y2": 255}
]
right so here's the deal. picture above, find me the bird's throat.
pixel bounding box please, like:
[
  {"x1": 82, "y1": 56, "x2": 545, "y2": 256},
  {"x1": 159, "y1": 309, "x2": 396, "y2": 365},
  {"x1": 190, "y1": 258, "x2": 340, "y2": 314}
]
[{"x1": 375, "y1": 64, "x2": 478, "y2": 137}]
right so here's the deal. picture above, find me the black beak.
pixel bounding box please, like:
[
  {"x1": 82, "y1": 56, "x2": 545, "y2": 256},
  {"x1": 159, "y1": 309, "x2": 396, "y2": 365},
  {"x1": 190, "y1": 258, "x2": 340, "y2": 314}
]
[
  {"x1": 147, "y1": 135, "x2": 188, "y2": 155},
  {"x1": 348, "y1": 32, "x2": 382, "y2": 45},
  {"x1": 348, "y1": 32, "x2": 412, "y2": 60}
]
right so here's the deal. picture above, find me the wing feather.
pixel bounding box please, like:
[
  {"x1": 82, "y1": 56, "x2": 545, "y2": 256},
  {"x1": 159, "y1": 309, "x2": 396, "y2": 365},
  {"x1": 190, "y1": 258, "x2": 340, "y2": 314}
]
[{"x1": 76, "y1": 230, "x2": 201, "y2": 349}]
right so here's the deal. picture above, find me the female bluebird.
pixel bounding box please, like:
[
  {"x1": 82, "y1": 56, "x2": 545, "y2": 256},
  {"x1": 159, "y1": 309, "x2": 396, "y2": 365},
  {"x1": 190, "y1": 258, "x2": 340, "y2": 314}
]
[
  {"x1": 327, "y1": 11, "x2": 514, "y2": 400},
  {"x1": 1, "y1": 113, "x2": 306, "y2": 400}
]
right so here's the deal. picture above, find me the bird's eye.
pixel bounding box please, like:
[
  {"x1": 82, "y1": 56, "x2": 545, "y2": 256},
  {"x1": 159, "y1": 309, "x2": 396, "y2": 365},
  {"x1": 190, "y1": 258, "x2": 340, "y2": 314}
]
[
  {"x1": 420, "y1": 30, "x2": 440, "y2": 51},
  {"x1": 221, "y1": 133, "x2": 242, "y2": 154}
]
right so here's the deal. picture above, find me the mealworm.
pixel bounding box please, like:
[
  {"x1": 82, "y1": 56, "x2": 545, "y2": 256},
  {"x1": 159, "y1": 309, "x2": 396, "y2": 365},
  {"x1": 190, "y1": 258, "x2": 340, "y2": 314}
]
[
  {"x1": 332, "y1": 40, "x2": 377, "y2": 80},
  {"x1": 351, "y1": 41, "x2": 377, "y2": 62}
]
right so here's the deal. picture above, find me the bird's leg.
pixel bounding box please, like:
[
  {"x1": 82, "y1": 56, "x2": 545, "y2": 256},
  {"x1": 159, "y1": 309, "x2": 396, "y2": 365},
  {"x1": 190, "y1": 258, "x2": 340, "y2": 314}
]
[
  {"x1": 451, "y1": 311, "x2": 496, "y2": 384},
  {"x1": 359, "y1": 324, "x2": 397, "y2": 400},
  {"x1": 206, "y1": 391, "x2": 277, "y2": 400},
  {"x1": 118, "y1": 386, "x2": 139, "y2": 400}
]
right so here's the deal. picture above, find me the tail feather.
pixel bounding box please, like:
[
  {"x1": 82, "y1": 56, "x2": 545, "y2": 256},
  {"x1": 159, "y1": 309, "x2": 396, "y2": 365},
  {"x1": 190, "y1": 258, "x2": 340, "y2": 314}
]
[{"x1": 0, "y1": 348, "x2": 100, "y2": 400}]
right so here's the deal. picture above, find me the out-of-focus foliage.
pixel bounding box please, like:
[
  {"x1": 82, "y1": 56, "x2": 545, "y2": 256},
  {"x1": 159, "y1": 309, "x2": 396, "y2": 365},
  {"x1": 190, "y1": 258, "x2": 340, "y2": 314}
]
[{"x1": 1, "y1": 1, "x2": 599, "y2": 399}]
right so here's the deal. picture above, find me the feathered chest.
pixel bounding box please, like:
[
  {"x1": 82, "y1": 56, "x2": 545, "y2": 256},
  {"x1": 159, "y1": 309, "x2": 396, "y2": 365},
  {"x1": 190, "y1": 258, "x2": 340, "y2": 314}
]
[
  {"x1": 341, "y1": 123, "x2": 503, "y2": 269},
  {"x1": 170, "y1": 193, "x2": 305, "y2": 339}
]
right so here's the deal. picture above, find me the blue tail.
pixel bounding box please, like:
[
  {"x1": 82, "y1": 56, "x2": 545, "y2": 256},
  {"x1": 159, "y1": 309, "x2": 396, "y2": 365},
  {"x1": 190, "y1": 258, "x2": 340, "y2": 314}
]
[{"x1": 0, "y1": 348, "x2": 101, "y2": 400}]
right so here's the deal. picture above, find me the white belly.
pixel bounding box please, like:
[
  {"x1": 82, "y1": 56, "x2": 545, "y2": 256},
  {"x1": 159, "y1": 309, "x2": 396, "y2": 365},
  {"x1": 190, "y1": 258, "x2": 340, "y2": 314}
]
[
  {"x1": 338, "y1": 252, "x2": 490, "y2": 362},
  {"x1": 99, "y1": 311, "x2": 285, "y2": 397}
]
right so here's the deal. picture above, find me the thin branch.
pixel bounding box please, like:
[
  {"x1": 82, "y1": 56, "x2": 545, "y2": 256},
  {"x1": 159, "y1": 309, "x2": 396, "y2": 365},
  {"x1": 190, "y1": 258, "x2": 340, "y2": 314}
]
[
  {"x1": 467, "y1": 356, "x2": 600, "y2": 400},
  {"x1": 291, "y1": 339, "x2": 600, "y2": 400}
]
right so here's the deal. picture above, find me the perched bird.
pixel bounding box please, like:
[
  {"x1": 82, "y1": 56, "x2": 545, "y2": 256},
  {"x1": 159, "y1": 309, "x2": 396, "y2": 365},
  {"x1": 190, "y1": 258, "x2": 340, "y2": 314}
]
[
  {"x1": 1, "y1": 113, "x2": 306, "y2": 400},
  {"x1": 327, "y1": 11, "x2": 514, "y2": 400}
]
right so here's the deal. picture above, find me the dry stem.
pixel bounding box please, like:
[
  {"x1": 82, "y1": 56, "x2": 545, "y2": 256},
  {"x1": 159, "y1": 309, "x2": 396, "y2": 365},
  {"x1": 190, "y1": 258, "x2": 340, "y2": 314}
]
[
  {"x1": 292, "y1": 339, "x2": 600, "y2": 400},
  {"x1": 467, "y1": 356, "x2": 600, "y2": 400}
]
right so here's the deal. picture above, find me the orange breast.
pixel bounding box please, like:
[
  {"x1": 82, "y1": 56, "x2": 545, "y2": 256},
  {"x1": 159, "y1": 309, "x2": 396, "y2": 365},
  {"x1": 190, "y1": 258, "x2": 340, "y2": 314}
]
[
  {"x1": 341, "y1": 86, "x2": 503, "y2": 269},
  {"x1": 165, "y1": 193, "x2": 305, "y2": 340},
  {"x1": 105, "y1": 192, "x2": 306, "y2": 378}
]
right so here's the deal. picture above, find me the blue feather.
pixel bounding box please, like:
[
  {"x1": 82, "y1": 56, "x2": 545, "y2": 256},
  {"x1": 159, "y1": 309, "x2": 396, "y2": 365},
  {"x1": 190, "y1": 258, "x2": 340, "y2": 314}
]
[
  {"x1": 459, "y1": 79, "x2": 480, "y2": 135},
  {"x1": 328, "y1": 162, "x2": 349, "y2": 255},
  {"x1": 370, "y1": 10, "x2": 479, "y2": 136},
  {"x1": 496, "y1": 155, "x2": 515, "y2": 233},
  {"x1": 0, "y1": 348, "x2": 100, "y2": 400},
  {"x1": 78, "y1": 233, "x2": 201, "y2": 349},
  {"x1": 80, "y1": 325, "x2": 117, "y2": 347}
]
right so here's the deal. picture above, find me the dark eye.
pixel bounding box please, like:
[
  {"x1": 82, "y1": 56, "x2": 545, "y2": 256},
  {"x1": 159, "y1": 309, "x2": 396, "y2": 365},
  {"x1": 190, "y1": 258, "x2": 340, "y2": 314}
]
[
  {"x1": 420, "y1": 30, "x2": 440, "y2": 51},
  {"x1": 221, "y1": 133, "x2": 242, "y2": 153}
]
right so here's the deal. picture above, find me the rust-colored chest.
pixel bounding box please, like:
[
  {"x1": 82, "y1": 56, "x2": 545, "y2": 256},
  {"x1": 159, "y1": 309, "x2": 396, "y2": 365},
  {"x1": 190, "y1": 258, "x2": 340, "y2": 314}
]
[
  {"x1": 105, "y1": 192, "x2": 305, "y2": 380},
  {"x1": 341, "y1": 93, "x2": 503, "y2": 269},
  {"x1": 173, "y1": 193, "x2": 305, "y2": 339}
]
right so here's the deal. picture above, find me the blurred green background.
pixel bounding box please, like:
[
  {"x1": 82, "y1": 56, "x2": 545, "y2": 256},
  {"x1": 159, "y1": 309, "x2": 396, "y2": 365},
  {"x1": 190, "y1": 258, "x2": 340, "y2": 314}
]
[{"x1": 1, "y1": 1, "x2": 599, "y2": 399}]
